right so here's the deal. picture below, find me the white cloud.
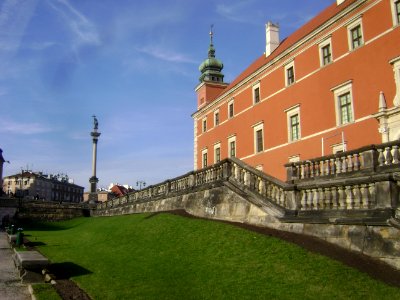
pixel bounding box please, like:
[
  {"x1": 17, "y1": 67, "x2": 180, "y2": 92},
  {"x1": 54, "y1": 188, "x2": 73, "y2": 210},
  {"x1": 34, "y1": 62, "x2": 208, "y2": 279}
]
[
  {"x1": 0, "y1": 0, "x2": 38, "y2": 53},
  {"x1": 216, "y1": 1, "x2": 258, "y2": 24},
  {"x1": 0, "y1": 119, "x2": 54, "y2": 135},
  {"x1": 47, "y1": 0, "x2": 100, "y2": 47},
  {"x1": 29, "y1": 41, "x2": 58, "y2": 51},
  {"x1": 134, "y1": 45, "x2": 197, "y2": 64}
]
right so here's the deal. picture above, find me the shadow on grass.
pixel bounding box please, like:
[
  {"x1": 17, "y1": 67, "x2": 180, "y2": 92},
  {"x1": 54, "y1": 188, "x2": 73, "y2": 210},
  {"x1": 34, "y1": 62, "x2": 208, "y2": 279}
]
[
  {"x1": 144, "y1": 212, "x2": 162, "y2": 219},
  {"x1": 20, "y1": 220, "x2": 80, "y2": 232},
  {"x1": 24, "y1": 240, "x2": 46, "y2": 247},
  {"x1": 49, "y1": 262, "x2": 93, "y2": 279}
]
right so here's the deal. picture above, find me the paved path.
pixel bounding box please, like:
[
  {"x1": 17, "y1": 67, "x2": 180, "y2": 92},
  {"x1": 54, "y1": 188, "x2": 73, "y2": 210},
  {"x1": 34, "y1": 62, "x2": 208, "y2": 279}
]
[{"x1": 0, "y1": 232, "x2": 31, "y2": 300}]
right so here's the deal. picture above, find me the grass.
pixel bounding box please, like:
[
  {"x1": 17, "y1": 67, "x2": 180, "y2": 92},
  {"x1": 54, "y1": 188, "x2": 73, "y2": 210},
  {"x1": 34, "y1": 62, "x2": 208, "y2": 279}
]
[
  {"x1": 23, "y1": 213, "x2": 400, "y2": 299},
  {"x1": 30, "y1": 284, "x2": 61, "y2": 300}
]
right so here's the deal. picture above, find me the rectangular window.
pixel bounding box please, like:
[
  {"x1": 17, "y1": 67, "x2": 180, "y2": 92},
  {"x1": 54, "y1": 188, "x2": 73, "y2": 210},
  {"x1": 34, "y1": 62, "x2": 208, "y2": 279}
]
[
  {"x1": 347, "y1": 18, "x2": 364, "y2": 50},
  {"x1": 254, "y1": 87, "x2": 260, "y2": 104},
  {"x1": 351, "y1": 25, "x2": 362, "y2": 49},
  {"x1": 253, "y1": 123, "x2": 264, "y2": 154},
  {"x1": 339, "y1": 92, "x2": 353, "y2": 124},
  {"x1": 287, "y1": 67, "x2": 294, "y2": 85},
  {"x1": 230, "y1": 141, "x2": 236, "y2": 157},
  {"x1": 228, "y1": 101, "x2": 234, "y2": 118},
  {"x1": 285, "y1": 63, "x2": 295, "y2": 86},
  {"x1": 321, "y1": 44, "x2": 331, "y2": 65},
  {"x1": 396, "y1": 0, "x2": 400, "y2": 24},
  {"x1": 214, "y1": 111, "x2": 219, "y2": 126},
  {"x1": 202, "y1": 119, "x2": 207, "y2": 133},
  {"x1": 252, "y1": 83, "x2": 261, "y2": 105},
  {"x1": 256, "y1": 129, "x2": 263, "y2": 153},
  {"x1": 332, "y1": 81, "x2": 354, "y2": 126},
  {"x1": 285, "y1": 104, "x2": 301, "y2": 142},
  {"x1": 290, "y1": 114, "x2": 300, "y2": 141},
  {"x1": 202, "y1": 152, "x2": 208, "y2": 168},
  {"x1": 215, "y1": 147, "x2": 221, "y2": 163}
]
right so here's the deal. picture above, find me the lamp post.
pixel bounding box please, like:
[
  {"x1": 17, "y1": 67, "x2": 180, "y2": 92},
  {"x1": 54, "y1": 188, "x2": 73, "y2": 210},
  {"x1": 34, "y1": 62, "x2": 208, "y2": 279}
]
[{"x1": 136, "y1": 180, "x2": 146, "y2": 190}]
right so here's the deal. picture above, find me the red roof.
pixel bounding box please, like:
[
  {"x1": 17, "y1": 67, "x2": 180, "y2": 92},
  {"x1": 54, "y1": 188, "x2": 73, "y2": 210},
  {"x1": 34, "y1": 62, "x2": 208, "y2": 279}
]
[
  {"x1": 216, "y1": 0, "x2": 358, "y2": 98},
  {"x1": 111, "y1": 185, "x2": 128, "y2": 197}
]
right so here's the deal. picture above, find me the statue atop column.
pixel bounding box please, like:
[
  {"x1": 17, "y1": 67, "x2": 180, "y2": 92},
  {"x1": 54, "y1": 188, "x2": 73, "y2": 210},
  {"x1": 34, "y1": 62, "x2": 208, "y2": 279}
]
[{"x1": 92, "y1": 115, "x2": 99, "y2": 131}]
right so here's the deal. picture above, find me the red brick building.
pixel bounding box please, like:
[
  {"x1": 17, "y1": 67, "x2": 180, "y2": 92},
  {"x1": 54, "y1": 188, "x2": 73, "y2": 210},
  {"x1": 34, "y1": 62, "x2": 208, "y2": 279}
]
[{"x1": 193, "y1": 0, "x2": 400, "y2": 180}]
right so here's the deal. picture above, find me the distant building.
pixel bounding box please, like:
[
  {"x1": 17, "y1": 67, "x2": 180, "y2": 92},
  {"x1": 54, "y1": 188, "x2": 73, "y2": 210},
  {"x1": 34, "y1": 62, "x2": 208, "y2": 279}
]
[
  {"x1": 3, "y1": 171, "x2": 84, "y2": 202},
  {"x1": 193, "y1": 0, "x2": 400, "y2": 180},
  {"x1": 83, "y1": 183, "x2": 135, "y2": 202}
]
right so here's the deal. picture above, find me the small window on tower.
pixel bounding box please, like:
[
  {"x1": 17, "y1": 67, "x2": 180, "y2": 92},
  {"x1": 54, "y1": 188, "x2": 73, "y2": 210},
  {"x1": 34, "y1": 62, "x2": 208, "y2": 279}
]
[
  {"x1": 214, "y1": 110, "x2": 220, "y2": 127},
  {"x1": 202, "y1": 118, "x2": 207, "y2": 133},
  {"x1": 252, "y1": 82, "x2": 261, "y2": 105},
  {"x1": 285, "y1": 62, "x2": 295, "y2": 86},
  {"x1": 228, "y1": 100, "x2": 234, "y2": 118}
]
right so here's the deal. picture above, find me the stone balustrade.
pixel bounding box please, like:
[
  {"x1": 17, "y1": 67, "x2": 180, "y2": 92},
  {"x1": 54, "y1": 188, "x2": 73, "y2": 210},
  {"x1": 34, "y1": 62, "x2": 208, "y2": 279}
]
[
  {"x1": 286, "y1": 140, "x2": 400, "y2": 181},
  {"x1": 229, "y1": 158, "x2": 291, "y2": 209},
  {"x1": 298, "y1": 183, "x2": 375, "y2": 211},
  {"x1": 97, "y1": 161, "x2": 231, "y2": 210},
  {"x1": 97, "y1": 141, "x2": 400, "y2": 218}
]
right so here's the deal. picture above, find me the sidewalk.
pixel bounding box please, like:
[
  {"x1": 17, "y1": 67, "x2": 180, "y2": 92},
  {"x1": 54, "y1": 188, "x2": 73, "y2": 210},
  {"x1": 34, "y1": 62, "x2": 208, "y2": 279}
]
[{"x1": 0, "y1": 232, "x2": 31, "y2": 300}]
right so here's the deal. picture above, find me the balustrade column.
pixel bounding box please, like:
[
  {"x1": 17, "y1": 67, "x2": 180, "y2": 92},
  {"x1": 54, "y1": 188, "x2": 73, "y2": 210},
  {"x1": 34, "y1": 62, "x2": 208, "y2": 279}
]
[
  {"x1": 353, "y1": 185, "x2": 361, "y2": 209},
  {"x1": 331, "y1": 187, "x2": 339, "y2": 209},
  {"x1": 301, "y1": 190, "x2": 308, "y2": 210},
  {"x1": 353, "y1": 153, "x2": 361, "y2": 171},
  {"x1": 393, "y1": 145, "x2": 400, "y2": 164},
  {"x1": 385, "y1": 147, "x2": 393, "y2": 165}
]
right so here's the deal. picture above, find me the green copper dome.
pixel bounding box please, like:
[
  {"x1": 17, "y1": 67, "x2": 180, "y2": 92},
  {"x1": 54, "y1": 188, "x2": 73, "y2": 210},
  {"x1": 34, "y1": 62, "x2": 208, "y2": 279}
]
[{"x1": 199, "y1": 29, "x2": 224, "y2": 83}]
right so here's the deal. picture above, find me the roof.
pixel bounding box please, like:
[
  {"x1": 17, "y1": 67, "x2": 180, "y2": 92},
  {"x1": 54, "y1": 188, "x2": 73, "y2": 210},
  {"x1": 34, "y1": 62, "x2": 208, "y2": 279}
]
[{"x1": 213, "y1": 0, "x2": 359, "y2": 100}]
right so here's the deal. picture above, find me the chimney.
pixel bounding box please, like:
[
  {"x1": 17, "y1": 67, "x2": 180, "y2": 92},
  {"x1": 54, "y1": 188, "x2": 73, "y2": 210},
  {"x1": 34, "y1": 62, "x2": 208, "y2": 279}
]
[
  {"x1": 265, "y1": 22, "x2": 280, "y2": 57},
  {"x1": 337, "y1": 0, "x2": 345, "y2": 5}
]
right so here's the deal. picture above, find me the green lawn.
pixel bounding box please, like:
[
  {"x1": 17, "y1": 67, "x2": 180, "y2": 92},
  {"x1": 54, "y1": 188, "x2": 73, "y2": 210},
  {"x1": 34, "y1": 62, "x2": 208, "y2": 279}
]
[{"x1": 23, "y1": 213, "x2": 400, "y2": 300}]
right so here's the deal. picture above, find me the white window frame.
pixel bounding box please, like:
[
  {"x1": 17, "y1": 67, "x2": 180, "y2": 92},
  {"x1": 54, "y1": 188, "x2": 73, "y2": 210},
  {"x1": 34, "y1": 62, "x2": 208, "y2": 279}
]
[
  {"x1": 285, "y1": 61, "x2": 295, "y2": 86},
  {"x1": 252, "y1": 82, "x2": 261, "y2": 105},
  {"x1": 228, "y1": 99, "x2": 234, "y2": 118},
  {"x1": 332, "y1": 142, "x2": 347, "y2": 154},
  {"x1": 390, "y1": 56, "x2": 400, "y2": 106},
  {"x1": 214, "y1": 110, "x2": 220, "y2": 127},
  {"x1": 347, "y1": 17, "x2": 364, "y2": 51},
  {"x1": 391, "y1": 0, "x2": 400, "y2": 26},
  {"x1": 285, "y1": 104, "x2": 301, "y2": 142},
  {"x1": 288, "y1": 155, "x2": 300, "y2": 163},
  {"x1": 214, "y1": 143, "x2": 221, "y2": 164},
  {"x1": 332, "y1": 81, "x2": 355, "y2": 126},
  {"x1": 227, "y1": 135, "x2": 236, "y2": 158},
  {"x1": 319, "y1": 37, "x2": 332, "y2": 67},
  {"x1": 201, "y1": 149, "x2": 208, "y2": 168},
  {"x1": 202, "y1": 117, "x2": 207, "y2": 133},
  {"x1": 253, "y1": 122, "x2": 264, "y2": 154}
]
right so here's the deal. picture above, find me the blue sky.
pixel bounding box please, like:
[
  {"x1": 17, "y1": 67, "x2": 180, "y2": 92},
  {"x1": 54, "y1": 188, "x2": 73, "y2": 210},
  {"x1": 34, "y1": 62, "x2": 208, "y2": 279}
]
[{"x1": 0, "y1": 0, "x2": 334, "y2": 190}]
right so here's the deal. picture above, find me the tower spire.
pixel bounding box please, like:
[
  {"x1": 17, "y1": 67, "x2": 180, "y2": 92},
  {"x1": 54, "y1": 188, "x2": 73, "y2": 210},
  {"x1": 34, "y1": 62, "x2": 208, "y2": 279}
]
[
  {"x1": 209, "y1": 24, "x2": 214, "y2": 46},
  {"x1": 199, "y1": 26, "x2": 224, "y2": 83}
]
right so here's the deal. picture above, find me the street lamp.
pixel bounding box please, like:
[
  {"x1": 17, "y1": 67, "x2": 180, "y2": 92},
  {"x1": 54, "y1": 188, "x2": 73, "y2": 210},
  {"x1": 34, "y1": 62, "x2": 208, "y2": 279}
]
[{"x1": 136, "y1": 180, "x2": 146, "y2": 190}]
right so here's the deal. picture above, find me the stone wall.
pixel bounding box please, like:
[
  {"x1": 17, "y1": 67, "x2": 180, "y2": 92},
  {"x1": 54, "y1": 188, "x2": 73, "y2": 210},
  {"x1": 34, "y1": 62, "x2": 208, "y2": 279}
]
[{"x1": 16, "y1": 201, "x2": 91, "y2": 221}]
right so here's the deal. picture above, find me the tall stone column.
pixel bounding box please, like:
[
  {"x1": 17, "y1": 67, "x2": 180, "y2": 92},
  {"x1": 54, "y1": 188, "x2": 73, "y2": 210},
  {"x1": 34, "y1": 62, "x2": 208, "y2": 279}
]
[{"x1": 89, "y1": 116, "x2": 101, "y2": 203}]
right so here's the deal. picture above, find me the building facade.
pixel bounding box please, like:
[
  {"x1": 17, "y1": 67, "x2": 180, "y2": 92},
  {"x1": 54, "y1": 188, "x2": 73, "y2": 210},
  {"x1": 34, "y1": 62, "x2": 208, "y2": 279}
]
[
  {"x1": 3, "y1": 171, "x2": 84, "y2": 202},
  {"x1": 193, "y1": 0, "x2": 400, "y2": 181}
]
